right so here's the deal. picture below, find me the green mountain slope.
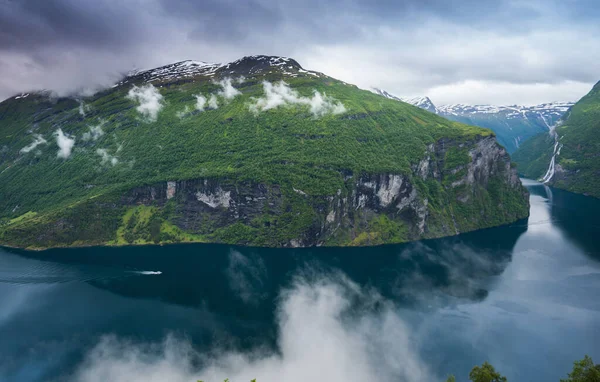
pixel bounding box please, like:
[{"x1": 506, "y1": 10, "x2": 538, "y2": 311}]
[
  {"x1": 0, "y1": 56, "x2": 529, "y2": 249},
  {"x1": 513, "y1": 81, "x2": 600, "y2": 198}
]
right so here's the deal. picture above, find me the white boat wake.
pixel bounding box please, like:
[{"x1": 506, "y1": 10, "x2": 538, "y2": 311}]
[{"x1": 133, "y1": 271, "x2": 162, "y2": 275}]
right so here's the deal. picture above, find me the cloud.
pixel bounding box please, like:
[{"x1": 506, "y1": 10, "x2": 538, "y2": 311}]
[
  {"x1": 70, "y1": 274, "x2": 432, "y2": 382},
  {"x1": 195, "y1": 94, "x2": 207, "y2": 111},
  {"x1": 249, "y1": 81, "x2": 345, "y2": 117},
  {"x1": 175, "y1": 105, "x2": 191, "y2": 119},
  {"x1": 216, "y1": 77, "x2": 242, "y2": 100},
  {"x1": 82, "y1": 122, "x2": 105, "y2": 141},
  {"x1": 0, "y1": 0, "x2": 598, "y2": 104},
  {"x1": 96, "y1": 148, "x2": 118, "y2": 166},
  {"x1": 54, "y1": 128, "x2": 75, "y2": 159},
  {"x1": 208, "y1": 94, "x2": 219, "y2": 109},
  {"x1": 126, "y1": 84, "x2": 164, "y2": 122},
  {"x1": 78, "y1": 100, "x2": 91, "y2": 117},
  {"x1": 19, "y1": 134, "x2": 47, "y2": 154}
]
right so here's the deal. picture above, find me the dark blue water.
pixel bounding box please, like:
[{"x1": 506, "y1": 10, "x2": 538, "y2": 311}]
[{"x1": 1, "y1": 180, "x2": 599, "y2": 382}]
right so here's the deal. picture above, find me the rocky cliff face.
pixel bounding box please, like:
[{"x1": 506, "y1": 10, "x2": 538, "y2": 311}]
[{"x1": 113, "y1": 135, "x2": 528, "y2": 247}]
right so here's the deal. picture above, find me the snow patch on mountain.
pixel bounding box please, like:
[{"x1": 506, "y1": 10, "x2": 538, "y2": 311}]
[
  {"x1": 373, "y1": 88, "x2": 574, "y2": 126},
  {"x1": 437, "y1": 102, "x2": 574, "y2": 118},
  {"x1": 117, "y1": 56, "x2": 323, "y2": 88},
  {"x1": 372, "y1": 88, "x2": 438, "y2": 113}
]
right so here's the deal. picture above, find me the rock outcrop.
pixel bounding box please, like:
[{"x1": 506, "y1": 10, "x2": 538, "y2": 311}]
[{"x1": 114, "y1": 135, "x2": 528, "y2": 247}]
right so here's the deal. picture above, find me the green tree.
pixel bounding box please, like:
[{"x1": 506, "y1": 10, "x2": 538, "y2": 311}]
[
  {"x1": 561, "y1": 355, "x2": 600, "y2": 382},
  {"x1": 469, "y1": 361, "x2": 507, "y2": 382},
  {"x1": 446, "y1": 375, "x2": 456, "y2": 382}
]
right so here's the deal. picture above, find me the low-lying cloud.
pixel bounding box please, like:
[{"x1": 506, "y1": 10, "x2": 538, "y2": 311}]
[
  {"x1": 79, "y1": 100, "x2": 91, "y2": 117},
  {"x1": 175, "y1": 106, "x2": 191, "y2": 119},
  {"x1": 82, "y1": 122, "x2": 105, "y2": 141},
  {"x1": 70, "y1": 274, "x2": 432, "y2": 382},
  {"x1": 208, "y1": 94, "x2": 219, "y2": 109},
  {"x1": 54, "y1": 129, "x2": 75, "y2": 159},
  {"x1": 126, "y1": 84, "x2": 164, "y2": 122},
  {"x1": 19, "y1": 134, "x2": 47, "y2": 154},
  {"x1": 194, "y1": 93, "x2": 218, "y2": 110},
  {"x1": 249, "y1": 81, "x2": 346, "y2": 117},
  {"x1": 176, "y1": 92, "x2": 215, "y2": 117},
  {"x1": 195, "y1": 94, "x2": 208, "y2": 111},
  {"x1": 96, "y1": 148, "x2": 118, "y2": 166},
  {"x1": 216, "y1": 78, "x2": 242, "y2": 100}
]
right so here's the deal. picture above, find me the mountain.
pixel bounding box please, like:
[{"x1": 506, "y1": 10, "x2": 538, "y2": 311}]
[
  {"x1": 0, "y1": 55, "x2": 528, "y2": 249},
  {"x1": 512, "y1": 81, "x2": 600, "y2": 198},
  {"x1": 373, "y1": 89, "x2": 574, "y2": 153},
  {"x1": 372, "y1": 89, "x2": 439, "y2": 113}
]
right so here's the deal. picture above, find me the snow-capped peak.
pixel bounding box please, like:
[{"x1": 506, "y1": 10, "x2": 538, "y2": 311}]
[
  {"x1": 372, "y1": 88, "x2": 438, "y2": 113},
  {"x1": 123, "y1": 60, "x2": 223, "y2": 84},
  {"x1": 437, "y1": 102, "x2": 574, "y2": 118},
  {"x1": 117, "y1": 56, "x2": 322, "y2": 87}
]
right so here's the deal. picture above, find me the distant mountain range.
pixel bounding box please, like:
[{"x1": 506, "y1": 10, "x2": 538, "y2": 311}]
[
  {"x1": 512, "y1": 80, "x2": 600, "y2": 198},
  {"x1": 373, "y1": 88, "x2": 574, "y2": 153}
]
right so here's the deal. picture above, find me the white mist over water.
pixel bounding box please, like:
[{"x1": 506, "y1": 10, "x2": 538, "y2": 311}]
[
  {"x1": 71, "y1": 275, "x2": 432, "y2": 382},
  {"x1": 2, "y1": 181, "x2": 600, "y2": 382}
]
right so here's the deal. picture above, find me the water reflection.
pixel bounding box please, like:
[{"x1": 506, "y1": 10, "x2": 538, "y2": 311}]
[
  {"x1": 1, "y1": 180, "x2": 599, "y2": 382},
  {"x1": 7, "y1": 214, "x2": 527, "y2": 314}
]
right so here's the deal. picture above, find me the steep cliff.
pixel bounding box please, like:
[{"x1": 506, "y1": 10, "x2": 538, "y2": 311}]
[
  {"x1": 1, "y1": 136, "x2": 527, "y2": 249},
  {"x1": 0, "y1": 56, "x2": 529, "y2": 249}
]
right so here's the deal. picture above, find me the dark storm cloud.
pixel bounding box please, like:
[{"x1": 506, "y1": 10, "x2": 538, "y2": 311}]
[
  {"x1": 0, "y1": 0, "x2": 598, "y2": 104},
  {"x1": 0, "y1": 0, "x2": 143, "y2": 52},
  {"x1": 0, "y1": 0, "x2": 542, "y2": 54}
]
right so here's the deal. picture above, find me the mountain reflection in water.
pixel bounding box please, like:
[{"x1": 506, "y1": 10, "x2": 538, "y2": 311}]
[{"x1": 0, "y1": 180, "x2": 598, "y2": 382}]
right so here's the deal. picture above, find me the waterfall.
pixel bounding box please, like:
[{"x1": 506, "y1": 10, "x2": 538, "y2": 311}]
[{"x1": 540, "y1": 132, "x2": 562, "y2": 184}]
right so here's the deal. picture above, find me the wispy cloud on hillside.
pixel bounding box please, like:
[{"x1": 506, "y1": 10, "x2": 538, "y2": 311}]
[
  {"x1": 82, "y1": 121, "x2": 106, "y2": 141},
  {"x1": 54, "y1": 129, "x2": 75, "y2": 159},
  {"x1": 208, "y1": 94, "x2": 219, "y2": 109},
  {"x1": 20, "y1": 134, "x2": 47, "y2": 154},
  {"x1": 216, "y1": 78, "x2": 241, "y2": 100},
  {"x1": 175, "y1": 106, "x2": 191, "y2": 119},
  {"x1": 195, "y1": 94, "x2": 208, "y2": 111},
  {"x1": 78, "y1": 100, "x2": 91, "y2": 117},
  {"x1": 96, "y1": 148, "x2": 118, "y2": 166},
  {"x1": 249, "y1": 81, "x2": 346, "y2": 117},
  {"x1": 176, "y1": 92, "x2": 214, "y2": 117},
  {"x1": 126, "y1": 84, "x2": 164, "y2": 122}
]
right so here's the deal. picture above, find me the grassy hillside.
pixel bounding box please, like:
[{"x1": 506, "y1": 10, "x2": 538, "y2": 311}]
[
  {"x1": 513, "y1": 81, "x2": 600, "y2": 197},
  {"x1": 0, "y1": 56, "x2": 526, "y2": 249}
]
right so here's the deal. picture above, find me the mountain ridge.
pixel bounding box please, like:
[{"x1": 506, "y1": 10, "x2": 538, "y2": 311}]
[
  {"x1": 0, "y1": 56, "x2": 529, "y2": 249},
  {"x1": 372, "y1": 88, "x2": 574, "y2": 153}
]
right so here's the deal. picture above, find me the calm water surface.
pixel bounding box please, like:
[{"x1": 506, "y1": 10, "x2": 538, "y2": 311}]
[{"x1": 1, "y1": 180, "x2": 599, "y2": 381}]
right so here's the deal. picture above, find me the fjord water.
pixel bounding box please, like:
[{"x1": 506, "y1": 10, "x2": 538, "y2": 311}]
[{"x1": 1, "y1": 180, "x2": 599, "y2": 382}]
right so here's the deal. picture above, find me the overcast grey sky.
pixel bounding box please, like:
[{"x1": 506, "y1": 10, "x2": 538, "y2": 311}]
[{"x1": 1, "y1": 0, "x2": 599, "y2": 105}]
